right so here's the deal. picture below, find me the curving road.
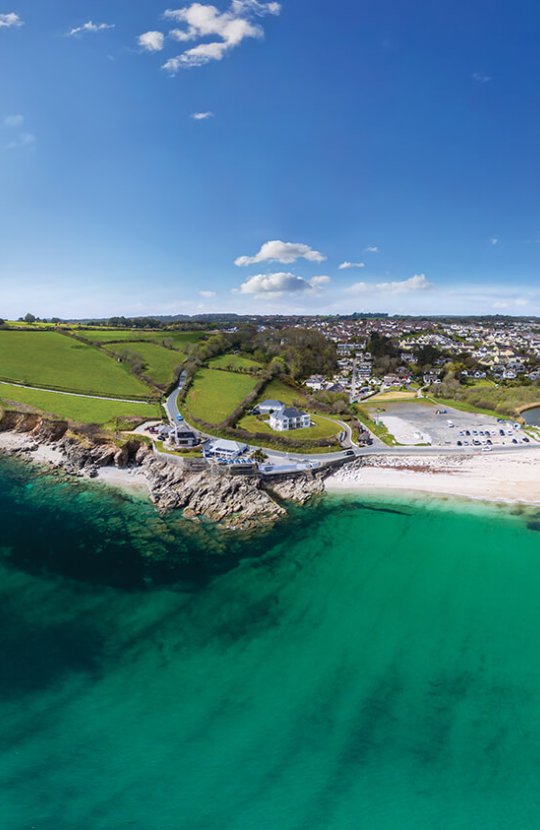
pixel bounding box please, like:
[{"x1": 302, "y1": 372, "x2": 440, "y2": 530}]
[{"x1": 164, "y1": 380, "x2": 540, "y2": 466}]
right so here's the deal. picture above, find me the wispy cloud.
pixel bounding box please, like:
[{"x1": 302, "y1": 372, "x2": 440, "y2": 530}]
[
  {"x1": 143, "y1": 0, "x2": 281, "y2": 73},
  {"x1": 3, "y1": 114, "x2": 23, "y2": 127},
  {"x1": 472, "y1": 72, "x2": 491, "y2": 83},
  {"x1": 7, "y1": 132, "x2": 36, "y2": 149},
  {"x1": 191, "y1": 111, "x2": 214, "y2": 120},
  {"x1": 235, "y1": 240, "x2": 325, "y2": 266},
  {"x1": 68, "y1": 21, "x2": 115, "y2": 37},
  {"x1": 0, "y1": 12, "x2": 23, "y2": 28},
  {"x1": 138, "y1": 31, "x2": 165, "y2": 52},
  {"x1": 348, "y1": 274, "x2": 431, "y2": 294},
  {"x1": 338, "y1": 261, "x2": 365, "y2": 270},
  {"x1": 199, "y1": 289, "x2": 217, "y2": 297},
  {"x1": 365, "y1": 245, "x2": 379, "y2": 253},
  {"x1": 490, "y1": 237, "x2": 499, "y2": 246}
]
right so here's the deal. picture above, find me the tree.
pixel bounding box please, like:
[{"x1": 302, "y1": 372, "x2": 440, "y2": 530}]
[{"x1": 23, "y1": 313, "x2": 36, "y2": 323}]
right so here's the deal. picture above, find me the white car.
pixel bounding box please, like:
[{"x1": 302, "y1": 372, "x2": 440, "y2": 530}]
[{"x1": 482, "y1": 445, "x2": 492, "y2": 452}]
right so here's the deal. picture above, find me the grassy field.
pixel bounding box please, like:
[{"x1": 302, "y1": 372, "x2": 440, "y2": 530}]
[
  {"x1": 106, "y1": 342, "x2": 185, "y2": 387},
  {"x1": 76, "y1": 329, "x2": 208, "y2": 346},
  {"x1": 369, "y1": 390, "x2": 419, "y2": 402},
  {"x1": 185, "y1": 369, "x2": 259, "y2": 425},
  {"x1": 0, "y1": 331, "x2": 152, "y2": 398},
  {"x1": 0, "y1": 383, "x2": 162, "y2": 425},
  {"x1": 237, "y1": 413, "x2": 341, "y2": 441},
  {"x1": 255, "y1": 378, "x2": 308, "y2": 407},
  {"x1": 208, "y1": 354, "x2": 263, "y2": 372},
  {"x1": 432, "y1": 385, "x2": 540, "y2": 417}
]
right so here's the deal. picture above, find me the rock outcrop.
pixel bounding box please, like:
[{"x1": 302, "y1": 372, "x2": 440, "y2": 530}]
[
  {"x1": 263, "y1": 472, "x2": 326, "y2": 505},
  {"x1": 0, "y1": 412, "x2": 329, "y2": 531},
  {"x1": 145, "y1": 458, "x2": 285, "y2": 530}
]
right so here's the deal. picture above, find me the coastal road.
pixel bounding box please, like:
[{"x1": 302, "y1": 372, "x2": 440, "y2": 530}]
[
  {"x1": 164, "y1": 380, "x2": 356, "y2": 464},
  {"x1": 164, "y1": 380, "x2": 540, "y2": 465}
]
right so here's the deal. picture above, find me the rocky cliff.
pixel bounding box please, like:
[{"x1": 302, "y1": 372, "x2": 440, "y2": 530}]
[{"x1": 0, "y1": 412, "x2": 327, "y2": 531}]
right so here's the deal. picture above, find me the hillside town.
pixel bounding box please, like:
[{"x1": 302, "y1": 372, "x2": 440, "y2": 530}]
[{"x1": 282, "y1": 315, "x2": 540, "y2": 400}]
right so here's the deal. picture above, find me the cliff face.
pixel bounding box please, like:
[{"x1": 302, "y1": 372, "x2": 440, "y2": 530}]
[
  {"x1": 146, "y1": 458, "x2": 286, "y2": 530},
  {"x1": 0, "y1": 412, "x2": 326, "y2": 531}
]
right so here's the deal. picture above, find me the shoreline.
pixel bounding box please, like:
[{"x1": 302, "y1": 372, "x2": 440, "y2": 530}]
[
  {"x1": 0, "y1": 430, "x2": 151, "y2": 498},
  {"x1": 4, "y1": 423, "x2": 540, "y2": 520},
  {"x1": 325, "y1": 451, "x2": 540, "y2": 507}
]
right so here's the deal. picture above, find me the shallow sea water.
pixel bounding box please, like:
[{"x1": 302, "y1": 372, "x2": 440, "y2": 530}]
[{"x1": 2, "y1": 457, "x2": 540, "y2": 829}]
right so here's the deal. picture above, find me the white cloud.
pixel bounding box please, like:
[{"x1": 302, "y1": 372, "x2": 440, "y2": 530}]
[
  {"x1": 159, "y1": 0, "x2": 280, "y2": 72},
  {"x1": 349, "y1": 274, "x2": 431, "y2": 294},
  {"x1": 138, "y1": 31, "x2": 165, "y2": 51},
  {"x1": 490, "y1": 237, "x2": 499, "y2": 246},
  {"x1": 230, "y1": 0, "x2": 281, "y2": 14},
  {"x1": 3, "y1": 114, "x2": 23, "y2": 127},
  {"x1": 472, "y1": 72, "x2": 491, "y2": 83},
  {"x1": 238, "y1": 272, "x2": 313, "y2": 295},
  {"x1": 309, "y1": 275, "x2": 331, "y2": 287},
  {"x1": 7, "y1": 132, "x2": 36, "y2": 149},
  {"x1": 199, "y1": 289, "x2": 217, "y2": 297},
  {"x1": 235, "y1": 240, "x2": 326, "y2": 267},
  {"x1": 0, "y1": 12, "x2": 23, "y2": 28},
  {"x1": 338, "y1": 261, "x2": 365, "y2": 270},
  {"x1": 191, "y1": 111, "x2": 214, "y2": 120},
  {"x1": 365, "y1": 245, "x2": 379, "y2": 253},
  {"x1": 68, "y1": 21, "x2": 115, "y2": 37}
]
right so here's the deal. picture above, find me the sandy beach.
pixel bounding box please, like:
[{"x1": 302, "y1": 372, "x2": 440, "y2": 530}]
[
  {"x1": 94, "y1": 466, "x2": 150, "y2": 496},
  {"x1": 325, "y1": 450, "x2": 540, "y2": 505}
]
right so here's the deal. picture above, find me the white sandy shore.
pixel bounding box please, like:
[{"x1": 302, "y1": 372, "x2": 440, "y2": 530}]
[
  {"x1": 0, "y1": 431, "x2": 66, "y2": 466},
  {"x1": 94, "y1": 466, "x2": 150, "y2": 496},
  {"x1": 0, "y1": 432, "x2": 150, "y2": 497},
  {"x1": 326, "y1": 451, "x2": 540, "y2": 506}
]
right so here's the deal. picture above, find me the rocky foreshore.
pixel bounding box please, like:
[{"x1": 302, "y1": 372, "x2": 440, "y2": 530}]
[{"x1": 0, "y1": 412, "x2": 326, "y2": 531}]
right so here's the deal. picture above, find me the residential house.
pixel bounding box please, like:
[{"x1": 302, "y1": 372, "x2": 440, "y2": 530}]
[
  {"x1": 269, "y1": 407, "x2": 311, "y2": 431},
  {"x1": 256, "y1": 399, "x2": 285, "y2": 415}
]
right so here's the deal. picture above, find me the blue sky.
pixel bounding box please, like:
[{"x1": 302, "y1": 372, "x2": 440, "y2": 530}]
[{"x1": 1, "y1": 0, "x2": 540, "y2": 318}]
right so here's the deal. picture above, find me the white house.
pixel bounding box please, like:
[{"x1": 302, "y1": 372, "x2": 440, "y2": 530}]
[
  {"x1": 269, "y1": 406, "x2": 311, "y2": 432},
  {"x1": 256, "y1": 399, "x2": 284, "y2": 415},
  {"x1": 204, "y1": 439, "x2": 248, "y2": 459}
]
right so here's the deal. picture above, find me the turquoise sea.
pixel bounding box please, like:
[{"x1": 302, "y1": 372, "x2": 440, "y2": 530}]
[{"x1": 2, "y1": 457, "x2": 540, "y2": 829}]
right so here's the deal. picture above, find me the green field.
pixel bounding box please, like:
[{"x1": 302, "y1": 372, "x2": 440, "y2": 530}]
[
  {"x1": 106, "y1": 342, "x2": 185, "y2": 387},
  {"x1": 0, "y1": 383, "x2": 162, "y2": 425},
  {"x1": 255, "y1": 378, "x2": 308, "y2": 407},
  {"x1": 238, "y1": 413, "x2": 340, "y2": 441},
  {"x1": 0, "y1": 331, "x2": 153, "y2": 398},
  {"x1": 185, "y1": 369, "x2": 259, "y2": 425},
  {"x1": 76, "y1": 329, "x2": 208, "y2": 346},
  {"x1": 432, "y1": 385, "x2": 540, "y2": 418},
  {"x1": 208, "y1": 354, "x2": 263, "y2": 372}
]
